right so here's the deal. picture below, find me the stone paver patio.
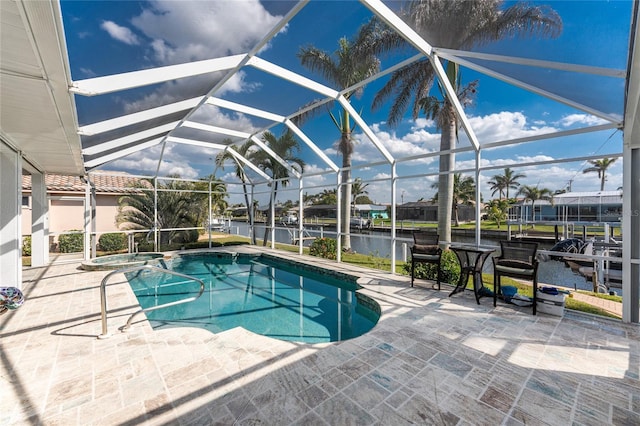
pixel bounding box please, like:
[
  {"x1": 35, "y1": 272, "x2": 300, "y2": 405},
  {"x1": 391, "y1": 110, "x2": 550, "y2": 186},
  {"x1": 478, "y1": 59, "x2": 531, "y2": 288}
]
[{"x1": 2, "y1": 246, "x2": 639, "y2": 425}]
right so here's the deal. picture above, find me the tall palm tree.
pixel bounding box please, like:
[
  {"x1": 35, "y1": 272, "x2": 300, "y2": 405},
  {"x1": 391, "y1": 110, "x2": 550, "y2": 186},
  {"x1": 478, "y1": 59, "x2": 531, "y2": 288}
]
[
  {"x1": 351, "y1": 177, "x2": 369, "y2": 213},
  {"x1": 298, "y1": 24, "x2": 380, "y2": 251},
  {"x1": 582, "y1": 157, "x2": 617, "y2": 191},
  {"x1": 517, "y1": 184, "x2": 553, "y2": 222},
  {"x1": 488, "y1": 175, "x2": 506, "y2": 199},
  {"x1": 215, "y1": 139, "x2": 257, "y2": 243},
  {"x1": 368, "y1": 0, "x2": 561, "y2": 245},
  {"x1": 252, "y1": 130, "x2": 305, "y2": 246},
  {"x1": 489, "y1": 167, "x2": 526, "y2": 199},
  {"x1": 419, "y1": 67, "x2": 477, "y2": 239},
  {"x1": 501, "y1": 167, "x2": 526, "y2": 199},
  {"x1": 431, "y1": 173, "x2": 476, "y2": 226}
]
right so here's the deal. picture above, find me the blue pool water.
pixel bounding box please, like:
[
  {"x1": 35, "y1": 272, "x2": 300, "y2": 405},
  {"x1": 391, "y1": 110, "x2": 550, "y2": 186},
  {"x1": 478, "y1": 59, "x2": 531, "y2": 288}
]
[{"x1": 126, "y1": 252, "x2": 380, "y2": 343}]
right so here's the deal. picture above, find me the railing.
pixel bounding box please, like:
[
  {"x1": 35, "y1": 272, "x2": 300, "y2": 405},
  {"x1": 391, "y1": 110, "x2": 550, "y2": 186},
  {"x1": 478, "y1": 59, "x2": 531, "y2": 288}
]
[{"x1": 98, "y1": 264, "x2": 205, "y2": 339}]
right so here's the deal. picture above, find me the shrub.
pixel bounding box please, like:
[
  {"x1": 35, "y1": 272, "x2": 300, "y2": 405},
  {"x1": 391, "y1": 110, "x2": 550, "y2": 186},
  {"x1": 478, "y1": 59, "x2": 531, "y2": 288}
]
[
  {"x1": 98, "y1": 233, "x2": 127, "y2": 252},
  {"x1": 58, "y1": 231, "x2": 84, "y2": 253},
  {"x1": 22, "y1": 235, "x2": 31, "y2": 257},
  {"x1": 309, "y1": 237, "x2": 337, "y2": 260},
  {"x1": 403, "y1": 249, "x2": 460, "y2": 284}
]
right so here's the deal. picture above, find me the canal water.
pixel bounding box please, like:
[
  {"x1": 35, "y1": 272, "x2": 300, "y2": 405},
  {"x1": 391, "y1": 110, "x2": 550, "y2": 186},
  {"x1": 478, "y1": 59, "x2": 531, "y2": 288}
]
[{"x1": 229, "y1": 222, "x2": 605, "y2": 294}]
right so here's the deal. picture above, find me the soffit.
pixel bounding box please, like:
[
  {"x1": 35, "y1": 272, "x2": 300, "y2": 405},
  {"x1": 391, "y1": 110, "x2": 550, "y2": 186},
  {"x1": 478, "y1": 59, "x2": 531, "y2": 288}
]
[{"x1": 0, "y1": 0, "x2": 83, "y2": 175}]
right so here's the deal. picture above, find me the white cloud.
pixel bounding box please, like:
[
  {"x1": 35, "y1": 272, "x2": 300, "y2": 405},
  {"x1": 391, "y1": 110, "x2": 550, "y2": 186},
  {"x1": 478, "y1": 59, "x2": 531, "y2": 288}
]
[
  {"x1": 557, "y1": 114, "x2": 610, "y2": 127},
  {"x1": 100, "y1": 20, "x2": 140, "y2": 45},
  {"x1": 465, "y1": 111, "x2": 558, "y2": 144},
  {"x1": 350, "y1": 124, "x2": 440, "y2": 164},
  {"x1": 131, "y1": 0, "x2": 283, "y2": 65},
  {"x1": 411, "y1": 118, "x2": 435, "y2": 130}
]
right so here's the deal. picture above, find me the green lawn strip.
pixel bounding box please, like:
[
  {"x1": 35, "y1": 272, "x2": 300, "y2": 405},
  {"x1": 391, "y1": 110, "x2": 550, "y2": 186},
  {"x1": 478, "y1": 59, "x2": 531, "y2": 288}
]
[
  {"x1": 565, "y1": 298, "x2": 621, "y2": 319},
  {"x1": 574, "y1": 290, "x2": 622, "y2": 303}
]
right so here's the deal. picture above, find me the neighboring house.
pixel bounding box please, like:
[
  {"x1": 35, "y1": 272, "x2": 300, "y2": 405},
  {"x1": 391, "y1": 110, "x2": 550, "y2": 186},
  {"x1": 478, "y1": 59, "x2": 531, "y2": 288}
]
[
  {"x1": 21, "y1": 172, "x2": 151, "y2": 239},
  {"x1": 507, "y1": 191, "x2": 623, "y2": 223},
  {"x1": 397, "y1": 201, "x2": 477, "y2": 223}
]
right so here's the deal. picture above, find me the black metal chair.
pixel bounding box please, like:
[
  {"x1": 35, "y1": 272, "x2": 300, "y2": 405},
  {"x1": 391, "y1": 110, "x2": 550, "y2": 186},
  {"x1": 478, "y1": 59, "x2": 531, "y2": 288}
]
[
  {"x1": 493, "y1": 240, "x2": 539, "y2": 314},
  {"x1": 410, "y1": 232, "x2": 442, "y2": 289}
]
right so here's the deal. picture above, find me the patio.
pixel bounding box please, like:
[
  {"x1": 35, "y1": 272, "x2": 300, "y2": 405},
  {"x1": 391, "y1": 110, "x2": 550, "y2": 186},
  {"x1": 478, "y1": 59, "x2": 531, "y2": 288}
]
[{"x1": 2, "y1": 247, "x2": 639, "y2": 425}]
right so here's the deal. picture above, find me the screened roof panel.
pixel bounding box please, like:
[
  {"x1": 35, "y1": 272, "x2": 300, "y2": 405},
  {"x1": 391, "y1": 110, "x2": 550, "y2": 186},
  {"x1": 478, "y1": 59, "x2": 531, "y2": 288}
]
[
  {"x1": 456, "y1": 58, "x2": 626, "y2": 119},
  {"x1": 3, "y1": 0, "x2": 637, "y2": 199}
]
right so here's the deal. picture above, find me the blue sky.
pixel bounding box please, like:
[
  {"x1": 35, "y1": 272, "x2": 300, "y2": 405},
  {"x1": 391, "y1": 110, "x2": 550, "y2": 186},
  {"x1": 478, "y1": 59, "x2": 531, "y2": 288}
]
[{"x1": 61, "y1": 0, "x2": 633, "y2": 205}]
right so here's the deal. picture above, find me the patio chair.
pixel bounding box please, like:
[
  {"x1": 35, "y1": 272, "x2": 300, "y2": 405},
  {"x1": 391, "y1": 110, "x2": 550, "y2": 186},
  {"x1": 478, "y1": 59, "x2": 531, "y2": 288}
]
[
  {"x1": 493, "y1": 241, "x2": 539, "y2": 314},
  {"x1": 410, "y1": 232, "x2": 442, "y2": 289}
]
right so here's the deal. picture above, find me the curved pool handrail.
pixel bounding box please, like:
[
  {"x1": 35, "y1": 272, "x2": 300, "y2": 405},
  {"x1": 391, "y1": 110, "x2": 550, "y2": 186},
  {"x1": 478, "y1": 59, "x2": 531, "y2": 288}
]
[{"x1": 98, "y1": 264, "x2": 205, "y2": 339}]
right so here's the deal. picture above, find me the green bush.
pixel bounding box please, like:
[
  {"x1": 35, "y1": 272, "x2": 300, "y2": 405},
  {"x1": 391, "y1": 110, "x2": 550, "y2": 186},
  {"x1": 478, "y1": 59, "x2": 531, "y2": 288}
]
[
  {"x1": 309, "y1": 237, "x2": 337, "y2": 260},
  {"x1": 403, "y1": 249, "x2": 460, "y2": 284},
  {"x1": 98, "y1": 233, "x2": 127, "y2": 252},
  {"x1": 58, "y1": 231, "x2": 84, "y2": 253},
  {"x1": 22, "y1": 235, "x2": 31, "y2": 256}
]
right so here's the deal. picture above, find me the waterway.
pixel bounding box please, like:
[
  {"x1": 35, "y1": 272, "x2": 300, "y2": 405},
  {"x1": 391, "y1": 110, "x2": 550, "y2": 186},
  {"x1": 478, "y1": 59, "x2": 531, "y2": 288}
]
[{"x1": 227, "y1": 221, "x2": 612, "y2": 294}]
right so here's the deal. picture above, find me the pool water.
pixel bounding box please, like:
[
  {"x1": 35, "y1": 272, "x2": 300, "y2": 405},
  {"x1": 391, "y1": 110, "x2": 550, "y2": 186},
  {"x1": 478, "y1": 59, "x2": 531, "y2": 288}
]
[{"x1": 126, "y1": 253, "x2": 380, "y2": 343}]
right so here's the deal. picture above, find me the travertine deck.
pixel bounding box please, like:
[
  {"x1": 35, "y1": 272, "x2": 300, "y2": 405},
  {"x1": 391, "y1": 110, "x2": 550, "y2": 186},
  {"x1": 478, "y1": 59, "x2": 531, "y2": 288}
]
[{"x1": 2, "y1": 247, "x2": 639, "y2": 425}]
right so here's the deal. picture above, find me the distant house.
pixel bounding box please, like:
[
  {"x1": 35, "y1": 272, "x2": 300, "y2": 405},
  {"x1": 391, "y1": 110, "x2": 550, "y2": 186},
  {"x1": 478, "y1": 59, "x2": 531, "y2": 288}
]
[
  {"x1": 288, "y1": 204, "x2": 389, "y2": 219},
  {"x1": 508, "y1": 191, "x2": 623, "y2": 223},
  {"x1": 21, "y1": 172, "x2": 151, "y2": 238},
  {"x1": 397, "y1": 201, "x2": 476, "y2": 223}
]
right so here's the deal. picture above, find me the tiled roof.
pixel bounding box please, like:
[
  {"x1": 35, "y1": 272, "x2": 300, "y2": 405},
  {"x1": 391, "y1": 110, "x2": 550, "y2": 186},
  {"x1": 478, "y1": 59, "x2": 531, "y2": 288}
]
[{"x1": 22, "y1": 172, "x2": 152, "y2": 193}]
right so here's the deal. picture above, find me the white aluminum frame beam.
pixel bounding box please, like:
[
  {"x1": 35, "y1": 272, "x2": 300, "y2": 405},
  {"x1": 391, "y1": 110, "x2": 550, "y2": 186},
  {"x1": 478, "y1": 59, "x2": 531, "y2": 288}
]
[
  {"x1": 441, "y1": 53, "x2": 623, "y2": 125},
  {"x1": 338, "y1": 95, "x2": 394, "y2": 163},
  {"x1": 247, "y1": 56, "x2": 340, "y2": 99},
  {"x1": 181, "y1": 121, "x2": 300, "y2": 179},
  {"x1": 361, "y1": 0, "x2": 480, "y2": 151},
  {"x1": 249, "y1": 135, "x2": 302, "y2": 179},
  {"x1": 165, "y1": 136, "x2": 228, "y2": 150},
  {"x1": 225, "y1": 146, "x2": 272, "y2": 183},
  {"x1": 285, "y1": 119, "x2": 339, "y2": 172},
  {"x1": 182, "y1": 121, "x2": 251, "y2": 139},
  {"x1": 78, "y1": 97, "x2": 204, "y2": 136},
  {"x1": 206, "y1": 97, "x2": 286, "y2": 123},
  {"x1": 84, "y1": 137, "x2": 164, "y2": 168},
  {"x1": 82, "y1": 121, "x2": 179, "y2": 156},
  {"x1": 70, "y1": 55, "x2": 245, "y2": 96},
  {"x1": 434, "y1": 48, "x2": 626, "y2": 78}
]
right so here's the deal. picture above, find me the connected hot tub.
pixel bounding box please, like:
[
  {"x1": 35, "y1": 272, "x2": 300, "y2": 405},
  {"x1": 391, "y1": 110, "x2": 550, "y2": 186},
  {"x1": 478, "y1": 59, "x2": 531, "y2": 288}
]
[{"x1": 81, "y1": 253, "x2": 165, "y2": 271}]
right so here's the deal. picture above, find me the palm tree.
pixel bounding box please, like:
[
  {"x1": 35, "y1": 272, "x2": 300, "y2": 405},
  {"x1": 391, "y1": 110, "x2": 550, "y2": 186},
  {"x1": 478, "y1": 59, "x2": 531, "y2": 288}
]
[
  {"x1": 194, "y1": 175, "x2": 229, "y2": 224},
  {"x1": 316, "y1": 188, "x2": 337, "y2": 205},
  {"x1": 488, "y1": 175, "x2": 506, "y2": 199},
  {"x1": 117, "y1": 177, "x2": 207, "y2": 245},
  {"x1": 517, "y1": 184, "x2": 553, "y2": 222},
  {"x1": 489, "y1": 167, "x2": 526, "y2": 200},
  {"x1": 252, "y1": 130, "x2": 305, "y2": 246},
  {"x1": 215, "y1": 139, "x2": 256, "y2": 243},
  {"x1": 351, "y1": 178, "x2": 369, "y2": 213},
  {"x1": 368, "y1": 0, "x2": 561, "y2": 245},
  {"x1": 298, "y1": 24, "x2": 380, "y2": 251},
  {"x1": 582, "y1": 157, "x2": 617, "y2": 191},
  {"x1": 501, "y1": 167, "x2": 526, "y2": 199},
  {"x1": 431, "y1": 173, "x2": 476, "y2": 226}
]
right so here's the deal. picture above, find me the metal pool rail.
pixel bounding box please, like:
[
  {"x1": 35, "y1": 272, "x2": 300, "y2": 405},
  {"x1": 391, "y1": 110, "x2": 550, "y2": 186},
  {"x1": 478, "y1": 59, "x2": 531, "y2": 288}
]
[{"x1": 98, "y1": 264, "x2": 205, "y2": 339}]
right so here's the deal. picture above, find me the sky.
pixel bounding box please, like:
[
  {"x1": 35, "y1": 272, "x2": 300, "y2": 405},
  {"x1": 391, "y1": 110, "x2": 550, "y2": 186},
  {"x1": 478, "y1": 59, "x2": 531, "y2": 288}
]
[{"x1": 61, "y1": 0, "x2": 633, "y2": 206}]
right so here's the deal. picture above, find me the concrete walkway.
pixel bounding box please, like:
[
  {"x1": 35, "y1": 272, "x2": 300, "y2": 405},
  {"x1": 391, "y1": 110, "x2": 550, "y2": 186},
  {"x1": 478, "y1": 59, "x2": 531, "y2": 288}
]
[{"x1": 571, "y1": 292, "x2": 623, "y2": 318}]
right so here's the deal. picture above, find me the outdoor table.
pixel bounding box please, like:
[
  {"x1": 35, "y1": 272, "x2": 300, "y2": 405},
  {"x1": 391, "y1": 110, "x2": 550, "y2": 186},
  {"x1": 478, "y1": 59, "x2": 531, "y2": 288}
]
[{"x1": 449, "y1": 245, "x2": 496, "y2": 304}]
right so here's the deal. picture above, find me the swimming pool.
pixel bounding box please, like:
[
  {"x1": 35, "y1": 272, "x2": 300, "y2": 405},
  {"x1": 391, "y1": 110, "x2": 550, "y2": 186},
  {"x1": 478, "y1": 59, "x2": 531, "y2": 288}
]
[{"x1": 125, "y1": 252, "x2": 380, "y2": 343}]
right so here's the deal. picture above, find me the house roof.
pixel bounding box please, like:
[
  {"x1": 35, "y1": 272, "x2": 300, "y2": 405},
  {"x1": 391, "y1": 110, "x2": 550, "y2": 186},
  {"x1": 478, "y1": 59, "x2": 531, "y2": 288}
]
[{"x1": 22, "y1": 172, "x2": 152, "y2": 194}]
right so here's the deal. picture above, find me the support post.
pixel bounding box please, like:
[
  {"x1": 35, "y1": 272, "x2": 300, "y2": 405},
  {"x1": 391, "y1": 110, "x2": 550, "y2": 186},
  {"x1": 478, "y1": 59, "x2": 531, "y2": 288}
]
[
  {"x1": 31, "y1": 171, "x2": 49, "y2": 266},
  {"x1": 0, "y1": 141, "x2": 22, "y2": 287}
]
